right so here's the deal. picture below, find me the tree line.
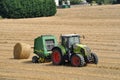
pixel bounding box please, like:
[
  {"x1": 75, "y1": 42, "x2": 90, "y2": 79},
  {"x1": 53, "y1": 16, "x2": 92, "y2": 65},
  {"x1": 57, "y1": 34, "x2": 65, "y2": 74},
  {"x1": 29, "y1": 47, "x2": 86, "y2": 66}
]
[
  {"x1": 0, "y1": 0, "x2": 56, "y2": 18},
  {"x1": 86, "y1": 0, "x2": 120, "y2": 4},
  {"x1": 70, "y1": 0, "x2": 120, "y2": 5}
]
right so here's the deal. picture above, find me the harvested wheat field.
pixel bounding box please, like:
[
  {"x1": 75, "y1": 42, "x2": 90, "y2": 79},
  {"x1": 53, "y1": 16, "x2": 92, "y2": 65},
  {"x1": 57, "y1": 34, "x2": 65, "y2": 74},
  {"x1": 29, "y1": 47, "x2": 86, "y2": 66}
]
[{"x1": 0, "y1": 4, "x2": 120, "y2": 80}]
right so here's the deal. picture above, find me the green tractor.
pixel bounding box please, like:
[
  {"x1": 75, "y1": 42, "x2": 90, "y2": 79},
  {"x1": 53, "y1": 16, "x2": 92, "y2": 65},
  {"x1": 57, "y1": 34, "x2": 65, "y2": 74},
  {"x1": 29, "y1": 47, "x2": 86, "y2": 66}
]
[
  {"x1": 32, "y1": 35, "x2": 58, "y2": 63},
  {"x1": 51, "y1": 34, "x2": 98, "y2": 67}
]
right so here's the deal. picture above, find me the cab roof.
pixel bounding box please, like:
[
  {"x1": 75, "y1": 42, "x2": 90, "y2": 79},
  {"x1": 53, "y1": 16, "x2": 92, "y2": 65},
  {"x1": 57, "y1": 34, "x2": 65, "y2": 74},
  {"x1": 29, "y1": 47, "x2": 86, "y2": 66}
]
[{"x1": 61, "y1": 34, "x2": 80, "y2": 37}]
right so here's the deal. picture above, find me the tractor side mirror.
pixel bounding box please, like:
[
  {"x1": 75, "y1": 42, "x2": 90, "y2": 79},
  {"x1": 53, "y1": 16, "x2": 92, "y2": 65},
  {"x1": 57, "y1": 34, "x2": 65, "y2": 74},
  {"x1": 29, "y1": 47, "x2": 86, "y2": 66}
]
[
  {"x1": 80, "y1": 35, "x2": 85, "y2": 39},
  {"x1": 82, "y1": 35, "x2": 85, "y2": 39}
]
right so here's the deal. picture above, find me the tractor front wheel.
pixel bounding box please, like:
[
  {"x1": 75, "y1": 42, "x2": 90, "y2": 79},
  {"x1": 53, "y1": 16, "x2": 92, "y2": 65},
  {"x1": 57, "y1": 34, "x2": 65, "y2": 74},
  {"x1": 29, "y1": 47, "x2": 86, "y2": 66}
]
[
  {"x1": 91, "y1": 53, "x2": 98, "y2": 64},
  {"x1": 71, "y1": 54, "x2": 85, "y2": 67},
  {"x1": 51, "y1": 48, "x2": 63, "y2": 65},
  {"x1": 32, "y1": 56, "x2": 39, "y2": 63}
]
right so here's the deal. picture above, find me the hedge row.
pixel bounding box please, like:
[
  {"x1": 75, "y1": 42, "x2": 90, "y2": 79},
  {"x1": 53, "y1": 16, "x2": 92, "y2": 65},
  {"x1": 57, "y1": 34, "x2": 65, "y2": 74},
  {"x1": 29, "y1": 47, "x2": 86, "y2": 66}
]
[
  {"x1": 70, "y1": 0, "x2": 120, "y2": 5},
  {"x1": 0, "y1": 0, "x2": 56, "y2": 18},
  {"x1": 70, "y1": 0, "x2": 83, "y2": 5},
  {"x1": 86, "y1": 0, "x2": 119, "y2": 5}
]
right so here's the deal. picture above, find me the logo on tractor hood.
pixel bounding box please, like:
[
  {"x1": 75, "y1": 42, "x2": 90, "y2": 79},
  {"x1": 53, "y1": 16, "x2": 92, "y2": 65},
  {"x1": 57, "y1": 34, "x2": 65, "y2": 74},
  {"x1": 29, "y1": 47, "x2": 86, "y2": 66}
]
[{"x1": 74, "y1": 44, "x2": 91, "y2": 55}]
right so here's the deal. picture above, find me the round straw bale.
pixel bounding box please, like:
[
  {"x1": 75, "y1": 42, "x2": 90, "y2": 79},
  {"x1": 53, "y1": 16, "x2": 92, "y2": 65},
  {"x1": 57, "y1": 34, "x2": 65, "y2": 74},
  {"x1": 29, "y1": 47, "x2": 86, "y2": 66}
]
[{"x1": 13, "y1": 43, "x2": 31, "y2": 59}]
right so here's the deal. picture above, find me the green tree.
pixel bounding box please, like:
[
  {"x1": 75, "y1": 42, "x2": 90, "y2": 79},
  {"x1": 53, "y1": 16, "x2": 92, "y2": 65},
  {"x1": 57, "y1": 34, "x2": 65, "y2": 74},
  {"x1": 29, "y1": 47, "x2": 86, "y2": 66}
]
[
  {"x1": 0, "y1": 0, "x2": 56, "y2": 18},
  {"x1": 117, "y1": 0, "x2": 120, "y2": 3},
  {"x1": 86, "y1": 0, "x2": 92, "y2": 3},
  {"x1": 70, "y1": 0, "x2": 82, "y2": 5},
  {"x1": 86, "y1": 0, "x2": 118, "y2": 4},
  {"x1": 96, "y1": 0, "x2": 117, "y2": 5}
]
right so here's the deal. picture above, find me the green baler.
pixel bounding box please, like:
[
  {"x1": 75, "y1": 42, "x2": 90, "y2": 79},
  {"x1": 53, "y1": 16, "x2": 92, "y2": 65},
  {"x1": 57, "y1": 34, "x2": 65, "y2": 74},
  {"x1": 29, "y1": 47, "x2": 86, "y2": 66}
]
[{"x1": 32, "y1": 35, "x2": 57, "y2": 63}]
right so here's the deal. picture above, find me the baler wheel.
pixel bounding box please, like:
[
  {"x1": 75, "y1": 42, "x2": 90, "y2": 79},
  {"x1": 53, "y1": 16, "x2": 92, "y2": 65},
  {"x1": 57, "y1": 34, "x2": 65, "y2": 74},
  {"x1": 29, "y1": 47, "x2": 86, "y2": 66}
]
[{"x1": 32, "y1": 56, "x2": 38, "y2": 63}]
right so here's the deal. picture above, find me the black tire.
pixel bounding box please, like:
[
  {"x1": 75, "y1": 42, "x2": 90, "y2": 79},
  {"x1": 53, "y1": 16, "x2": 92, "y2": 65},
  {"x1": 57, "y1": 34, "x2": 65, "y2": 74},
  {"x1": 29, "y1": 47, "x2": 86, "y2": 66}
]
[
  {"x1": 32, "y1": 56, "x2": 38, "y2": 63},
  {"x1": 91, "y1": 53, "x2": 98, "y2": 64},
  {"x1": 71, "y1": 54, "x2": 85, "y2": 67},
  {"x1": 51, "y1": 48, "x2": 64, "y2": 65}
]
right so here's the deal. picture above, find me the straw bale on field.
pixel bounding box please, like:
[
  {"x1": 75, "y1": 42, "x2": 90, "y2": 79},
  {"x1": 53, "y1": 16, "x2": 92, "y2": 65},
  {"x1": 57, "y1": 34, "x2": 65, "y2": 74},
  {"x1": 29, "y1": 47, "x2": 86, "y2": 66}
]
[{"x1": 13, "y1": 43, "x2": 31, "y2": 59}]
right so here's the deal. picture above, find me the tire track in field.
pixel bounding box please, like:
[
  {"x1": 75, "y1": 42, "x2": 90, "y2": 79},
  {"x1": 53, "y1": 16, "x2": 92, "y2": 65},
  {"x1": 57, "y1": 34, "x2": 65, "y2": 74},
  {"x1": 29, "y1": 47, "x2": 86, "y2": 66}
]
[{"x1": 89, "y1": 64, "x2": 120, "y2": 70}]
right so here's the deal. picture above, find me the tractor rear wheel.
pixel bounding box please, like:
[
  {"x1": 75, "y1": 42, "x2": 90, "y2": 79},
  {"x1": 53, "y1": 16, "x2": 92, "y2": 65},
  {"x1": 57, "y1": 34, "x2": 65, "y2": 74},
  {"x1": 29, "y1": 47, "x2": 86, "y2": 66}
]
[
  {"x1": 51, "y1": 48, "x2": 63, "y2": 65},
  {"x1": 91, "y1": 53, "x2": 98, "y2": 64},
  {"x1": 32, "y1": 56, "x2": 39, "y2": 63},
  {"x1": 71, "y1": 54, "x2": 85, "y2": 67}
]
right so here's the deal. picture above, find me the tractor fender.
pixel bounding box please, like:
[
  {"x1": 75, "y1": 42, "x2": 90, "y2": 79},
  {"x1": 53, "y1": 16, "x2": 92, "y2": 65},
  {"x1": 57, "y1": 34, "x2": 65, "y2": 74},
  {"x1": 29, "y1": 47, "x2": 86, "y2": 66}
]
[{"x1": 52, "y1": 45, "x2": 66, "y2": 55}]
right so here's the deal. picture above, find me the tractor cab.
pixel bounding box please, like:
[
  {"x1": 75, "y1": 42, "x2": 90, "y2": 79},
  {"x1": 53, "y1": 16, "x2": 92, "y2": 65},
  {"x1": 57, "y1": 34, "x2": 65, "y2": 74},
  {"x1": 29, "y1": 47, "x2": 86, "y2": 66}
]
[{"x1": 61, "y1": 34, "x2": 80, "y2": 49}]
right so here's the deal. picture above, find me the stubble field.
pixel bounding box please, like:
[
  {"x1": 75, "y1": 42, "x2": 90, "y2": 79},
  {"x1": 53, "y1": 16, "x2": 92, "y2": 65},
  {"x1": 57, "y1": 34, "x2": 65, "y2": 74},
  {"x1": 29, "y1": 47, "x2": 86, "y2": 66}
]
[{"x1": 0, "y1": 5, "x2": 120, "y2": 80}]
